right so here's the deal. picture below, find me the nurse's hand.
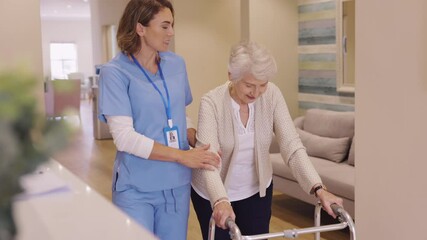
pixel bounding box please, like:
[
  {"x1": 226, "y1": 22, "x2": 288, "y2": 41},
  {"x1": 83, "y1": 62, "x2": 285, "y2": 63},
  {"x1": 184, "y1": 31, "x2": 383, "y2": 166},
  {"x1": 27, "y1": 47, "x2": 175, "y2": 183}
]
[
  {"x1": 179, "y1": 144, "x2": 220, "y2": 170},
  {"x1": 187, "y1": 127, "x2": 196, "y2": 148}
]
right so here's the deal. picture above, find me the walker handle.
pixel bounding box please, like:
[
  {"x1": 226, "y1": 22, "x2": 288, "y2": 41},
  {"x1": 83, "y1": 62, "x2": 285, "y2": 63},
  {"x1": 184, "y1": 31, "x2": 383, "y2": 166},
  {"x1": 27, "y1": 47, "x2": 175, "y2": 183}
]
[
  {"x1": 330, "y1": 203, "x2": 357, "y2": 240},
  {"x1": 330, "y1": 203, "x2": 343, "y2": 217},
  {"x1": 225, "y1": 217, "x2": 242, "y2": 240},
  {"x1": 225, "y1": 217, "x2": 235, "y2": 228}
]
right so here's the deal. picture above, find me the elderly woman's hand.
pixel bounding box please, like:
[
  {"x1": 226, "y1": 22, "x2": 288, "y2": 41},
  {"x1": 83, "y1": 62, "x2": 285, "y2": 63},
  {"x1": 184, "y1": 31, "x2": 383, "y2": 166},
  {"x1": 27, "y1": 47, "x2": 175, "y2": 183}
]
[
  {"x1": 212, "y1": 199, "x2": 236, "y2": 229},
  {"x1": 316, "y1": 189, "x2": 344, "y2": 218}
]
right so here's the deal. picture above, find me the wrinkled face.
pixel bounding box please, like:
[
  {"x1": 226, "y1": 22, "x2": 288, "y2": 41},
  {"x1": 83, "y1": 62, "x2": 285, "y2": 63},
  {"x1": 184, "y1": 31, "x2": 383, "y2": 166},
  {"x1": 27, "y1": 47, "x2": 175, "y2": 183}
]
[
  {"x1": 137, "y1": 7, "x2": 174, "y2": 52},
  {"x1": 230, "y1": 74, "x2": 268, "y2": 104}
]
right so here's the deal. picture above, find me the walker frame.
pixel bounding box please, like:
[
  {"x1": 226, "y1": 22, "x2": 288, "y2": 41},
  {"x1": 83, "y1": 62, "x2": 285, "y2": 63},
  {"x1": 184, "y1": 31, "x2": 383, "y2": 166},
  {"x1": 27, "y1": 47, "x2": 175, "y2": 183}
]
[{"x1": 208, "y1": 203, "x2": 356, "y2": 240}]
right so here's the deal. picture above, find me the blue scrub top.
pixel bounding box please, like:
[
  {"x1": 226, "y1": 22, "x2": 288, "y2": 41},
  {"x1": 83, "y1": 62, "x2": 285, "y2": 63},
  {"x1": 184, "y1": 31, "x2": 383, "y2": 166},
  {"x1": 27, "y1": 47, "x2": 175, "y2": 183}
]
[{"x1": 98, "y1": 51, "x2": 193, "y2": 192}]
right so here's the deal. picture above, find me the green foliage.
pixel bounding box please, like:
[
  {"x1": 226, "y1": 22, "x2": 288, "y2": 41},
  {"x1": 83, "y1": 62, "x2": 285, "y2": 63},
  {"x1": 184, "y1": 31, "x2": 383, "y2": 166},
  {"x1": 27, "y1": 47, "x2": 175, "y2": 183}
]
[{"x1": 0, "y1": 70, "x2": 70, "y2": 240}]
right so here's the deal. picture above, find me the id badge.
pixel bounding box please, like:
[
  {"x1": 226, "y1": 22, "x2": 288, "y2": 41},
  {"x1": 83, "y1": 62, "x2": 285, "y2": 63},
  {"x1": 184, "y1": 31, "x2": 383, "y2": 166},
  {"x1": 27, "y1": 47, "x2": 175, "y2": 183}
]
[{"x1": 163, "y1": 126, "x2": 180, "y2": 149}]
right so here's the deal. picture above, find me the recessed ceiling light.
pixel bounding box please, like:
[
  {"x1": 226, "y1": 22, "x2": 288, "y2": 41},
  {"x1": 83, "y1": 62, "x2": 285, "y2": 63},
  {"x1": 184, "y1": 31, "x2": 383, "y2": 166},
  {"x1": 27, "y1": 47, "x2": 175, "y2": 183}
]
[{"x1": 67, "y1": 4, "x2": 72, "y2": 9}]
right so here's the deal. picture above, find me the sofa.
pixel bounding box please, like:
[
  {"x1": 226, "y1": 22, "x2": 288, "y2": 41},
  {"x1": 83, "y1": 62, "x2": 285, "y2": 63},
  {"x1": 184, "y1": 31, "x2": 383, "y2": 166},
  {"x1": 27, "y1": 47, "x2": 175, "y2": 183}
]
[{"x1": 270, "y1": 108, "x2": 355, "y2": 217}]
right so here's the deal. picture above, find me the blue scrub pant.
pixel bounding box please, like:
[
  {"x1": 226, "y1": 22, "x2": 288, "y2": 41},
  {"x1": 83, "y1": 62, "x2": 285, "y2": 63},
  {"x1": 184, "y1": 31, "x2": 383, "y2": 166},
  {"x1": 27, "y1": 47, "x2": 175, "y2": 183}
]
[{"x1": 113, "y1": 183, "x2": 191, "y2": 240}]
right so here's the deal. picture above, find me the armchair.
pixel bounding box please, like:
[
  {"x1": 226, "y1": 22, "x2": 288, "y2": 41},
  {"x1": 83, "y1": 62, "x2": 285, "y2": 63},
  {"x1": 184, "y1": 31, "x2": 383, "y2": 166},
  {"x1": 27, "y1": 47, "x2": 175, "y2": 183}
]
[
  {"x1": 44, "y1": 79, "x2": 81, "y2": 122},
  {"x1": 68, "y1": 72, "x2": 90, "y2": 100}
]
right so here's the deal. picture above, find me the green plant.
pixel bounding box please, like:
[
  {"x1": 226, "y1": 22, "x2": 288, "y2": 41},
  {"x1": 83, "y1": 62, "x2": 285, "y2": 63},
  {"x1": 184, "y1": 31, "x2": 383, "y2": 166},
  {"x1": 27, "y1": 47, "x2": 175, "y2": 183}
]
[{"x1": 0, "y1": 69, "x2": 70, "y2": 240}]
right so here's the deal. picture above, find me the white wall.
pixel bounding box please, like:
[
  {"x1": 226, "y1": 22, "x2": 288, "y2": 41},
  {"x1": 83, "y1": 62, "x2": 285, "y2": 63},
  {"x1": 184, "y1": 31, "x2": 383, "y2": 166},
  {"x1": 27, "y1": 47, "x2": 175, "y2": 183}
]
[
  {"x1": 0, "y1": 0, "x2": 44, "y2": 109},
  {"x1": 90, "y1": 0, "x2": 128, "y2": 66},
  {"x1": 41, "y1": 19, "x2": 93, "y2": 80},
  {"x1": 174, "y1": 0, "x2": 241, "y2": 122},
  {"x1": 356, "y1": 0, "x2": 427, "y2": 238},
  {"x1": 247, "y1": 0, "x2": 299, "y2": 118},
  {"x1": 39, "y1": 0, "x2": 128, "y2": 80}
]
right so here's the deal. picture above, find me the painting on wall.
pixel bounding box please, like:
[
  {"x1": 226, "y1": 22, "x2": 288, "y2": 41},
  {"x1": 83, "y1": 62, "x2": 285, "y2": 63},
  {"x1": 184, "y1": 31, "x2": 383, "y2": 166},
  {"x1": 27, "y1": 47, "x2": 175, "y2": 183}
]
[{"x1": 297, "y1": 0, "x2": 354, "y2": 113}]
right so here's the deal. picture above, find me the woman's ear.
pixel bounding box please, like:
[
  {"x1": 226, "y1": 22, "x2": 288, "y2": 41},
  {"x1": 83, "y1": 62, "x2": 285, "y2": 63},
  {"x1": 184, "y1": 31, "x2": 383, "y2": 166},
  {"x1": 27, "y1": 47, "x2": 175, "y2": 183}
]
[
  {"x1": 136, "y1": 23, "x2": 144, "y2": 37},
  {"x1": 228, "y1": 72, "x2": 232, "y2": 81}
]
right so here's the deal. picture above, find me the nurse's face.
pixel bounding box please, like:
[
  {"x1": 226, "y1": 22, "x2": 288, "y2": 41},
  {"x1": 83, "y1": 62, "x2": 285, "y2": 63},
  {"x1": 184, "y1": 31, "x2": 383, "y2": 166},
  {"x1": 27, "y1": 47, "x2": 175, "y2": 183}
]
[
  {"x1": 138, "y1": 7, "x2": 174, "y2": 52},
  {"x1": 230, "y1": 74, "x2": 268, "y2": 105}
]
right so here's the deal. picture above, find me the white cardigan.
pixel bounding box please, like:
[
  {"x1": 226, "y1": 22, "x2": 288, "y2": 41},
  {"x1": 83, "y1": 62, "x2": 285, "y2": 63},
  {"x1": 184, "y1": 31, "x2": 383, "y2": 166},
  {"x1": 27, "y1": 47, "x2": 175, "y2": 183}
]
[{"x1": 191, "y1": 82, "x2": 321, "y2": 206}]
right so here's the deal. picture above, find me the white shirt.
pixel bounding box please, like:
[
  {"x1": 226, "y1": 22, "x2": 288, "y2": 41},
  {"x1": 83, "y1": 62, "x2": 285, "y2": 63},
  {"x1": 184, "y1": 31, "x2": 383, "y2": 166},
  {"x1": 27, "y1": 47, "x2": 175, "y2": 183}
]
[{"x1": 225, "y1": 99, "x2": 259, "y2": 201}]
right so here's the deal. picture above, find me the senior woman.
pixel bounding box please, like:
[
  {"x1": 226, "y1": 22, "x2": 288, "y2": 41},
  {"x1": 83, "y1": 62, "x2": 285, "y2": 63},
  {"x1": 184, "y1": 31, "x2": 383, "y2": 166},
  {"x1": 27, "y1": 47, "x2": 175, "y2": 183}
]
[{"x1": 191, "y1": 41, "x2": 343, "y2": 240}]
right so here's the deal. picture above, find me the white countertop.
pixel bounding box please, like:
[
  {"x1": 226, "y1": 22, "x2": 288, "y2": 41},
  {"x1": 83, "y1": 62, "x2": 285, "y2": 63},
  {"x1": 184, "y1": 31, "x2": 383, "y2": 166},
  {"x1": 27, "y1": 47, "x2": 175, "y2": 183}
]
[{"x1": 13, "y1": 160, "x2": 158, "y2": 240}]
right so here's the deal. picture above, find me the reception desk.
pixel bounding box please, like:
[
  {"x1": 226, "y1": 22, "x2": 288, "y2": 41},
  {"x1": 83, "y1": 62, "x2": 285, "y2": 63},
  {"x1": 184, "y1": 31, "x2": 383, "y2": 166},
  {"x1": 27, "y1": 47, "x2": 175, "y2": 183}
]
[{"x1": 13, "y1": 160, "x2": 157, "y2": 240}]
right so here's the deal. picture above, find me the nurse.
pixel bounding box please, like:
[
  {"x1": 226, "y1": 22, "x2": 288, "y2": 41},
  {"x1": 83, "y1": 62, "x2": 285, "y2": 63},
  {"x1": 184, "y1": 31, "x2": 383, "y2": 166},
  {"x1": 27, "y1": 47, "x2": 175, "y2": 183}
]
[{"x1": 98, "y1": 0, "x2": 220, "y2": 239}]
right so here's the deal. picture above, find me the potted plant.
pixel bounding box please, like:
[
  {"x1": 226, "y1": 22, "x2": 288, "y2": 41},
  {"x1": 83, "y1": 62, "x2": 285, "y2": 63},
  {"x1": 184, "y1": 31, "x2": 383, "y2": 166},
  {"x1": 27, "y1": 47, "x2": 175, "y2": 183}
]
[{"x1": 0, "y1": 69, "x2": 70, "y2": 240}]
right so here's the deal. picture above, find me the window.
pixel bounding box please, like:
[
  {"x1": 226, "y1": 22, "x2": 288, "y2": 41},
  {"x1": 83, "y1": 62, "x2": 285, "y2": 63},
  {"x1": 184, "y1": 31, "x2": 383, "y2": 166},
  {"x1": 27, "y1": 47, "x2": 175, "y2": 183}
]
[
  {"x1": 336, "y1": 0, "x2": 355, "y2": 93},
  {"x1": 50, "y1": 43, "x2": 78, "y2": 79}
]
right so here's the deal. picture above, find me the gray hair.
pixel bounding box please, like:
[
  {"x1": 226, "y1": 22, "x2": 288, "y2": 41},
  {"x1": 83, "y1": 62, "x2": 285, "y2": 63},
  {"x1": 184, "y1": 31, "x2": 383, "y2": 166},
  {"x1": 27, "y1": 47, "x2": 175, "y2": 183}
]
[{"x1": 228, "y1": 41, "x2": 277, "y2": 82}]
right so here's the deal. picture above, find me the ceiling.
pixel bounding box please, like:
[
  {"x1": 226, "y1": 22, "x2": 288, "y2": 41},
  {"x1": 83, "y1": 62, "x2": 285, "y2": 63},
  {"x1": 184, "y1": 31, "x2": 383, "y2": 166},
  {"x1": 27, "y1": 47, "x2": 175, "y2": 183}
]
[{"x1": 40, "y1": 0, "x2": 91, "y2": 20}]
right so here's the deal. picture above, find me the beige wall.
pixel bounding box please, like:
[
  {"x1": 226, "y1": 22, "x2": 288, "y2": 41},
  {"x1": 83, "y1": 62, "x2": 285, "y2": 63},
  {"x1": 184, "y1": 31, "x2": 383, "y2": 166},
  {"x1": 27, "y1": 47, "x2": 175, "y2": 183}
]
[
  {"x1": 356, "y1": 0, "x2": 427, "y2": 238},
  {"x1": 90, "y1": 0, "x2": 128, "y2": 66},
  {"x1": 0, "y1": 0, "x2": 44, "y2": 109},
  {"x1": 174, "y1": 0, "x2": 241, "y2": 122},
  {"x1": 247, "y1": 0, "x2": 299, "y2": 118},
  {"x1": 174, "y1": 0, "x2": 299, "y2": 121}
]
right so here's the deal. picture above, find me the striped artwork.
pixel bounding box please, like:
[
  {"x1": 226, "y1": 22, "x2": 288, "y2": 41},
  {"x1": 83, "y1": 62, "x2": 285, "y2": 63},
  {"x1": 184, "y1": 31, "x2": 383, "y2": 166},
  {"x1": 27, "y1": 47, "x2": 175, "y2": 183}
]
[
  {"x1": 298, "y1": 0, "x2": 354, "y2": 113},
  {"x1": 298, "y1": 1, "x2": 336, "y2": 45}
]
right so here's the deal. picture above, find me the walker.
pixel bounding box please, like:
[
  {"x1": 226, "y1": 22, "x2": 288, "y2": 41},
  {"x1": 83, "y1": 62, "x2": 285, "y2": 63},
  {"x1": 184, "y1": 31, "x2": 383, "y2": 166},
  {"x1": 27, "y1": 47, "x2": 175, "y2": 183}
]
[{"x1": 208, "y1": 203, "x2": 356, "y2": 240}]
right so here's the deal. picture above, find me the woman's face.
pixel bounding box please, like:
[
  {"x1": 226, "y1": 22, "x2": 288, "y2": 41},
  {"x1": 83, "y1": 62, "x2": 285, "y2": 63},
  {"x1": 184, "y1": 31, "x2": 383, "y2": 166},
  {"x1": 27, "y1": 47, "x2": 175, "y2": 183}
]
[
  {"x1": 138, "y1": 7, "x2": 174, "y2": 52},
  {"x1": 230, "y1": 74, "x2": 268, "y2": 105}
]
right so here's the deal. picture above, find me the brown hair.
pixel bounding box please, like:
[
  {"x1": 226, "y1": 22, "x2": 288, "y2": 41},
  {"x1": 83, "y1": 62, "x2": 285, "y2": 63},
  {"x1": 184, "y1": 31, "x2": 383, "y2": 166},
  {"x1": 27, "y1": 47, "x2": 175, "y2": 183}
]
[{"x1": 117, "y1": 0, "x2": 174, "y2": 55}]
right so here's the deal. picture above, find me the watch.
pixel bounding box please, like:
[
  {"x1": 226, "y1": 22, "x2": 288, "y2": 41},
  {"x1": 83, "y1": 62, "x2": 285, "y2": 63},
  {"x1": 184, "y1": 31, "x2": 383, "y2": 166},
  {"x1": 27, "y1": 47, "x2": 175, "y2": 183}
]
[{"x1": 312, "y1": 184, "x2": 327, "y2": 198}]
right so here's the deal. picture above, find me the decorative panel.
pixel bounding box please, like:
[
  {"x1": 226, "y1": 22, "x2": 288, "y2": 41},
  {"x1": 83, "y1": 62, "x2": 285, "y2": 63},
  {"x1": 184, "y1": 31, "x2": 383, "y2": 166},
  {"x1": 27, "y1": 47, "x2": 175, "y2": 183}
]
[{"x1": 297, "y1": 0, "x2": 354, "y2": 113}]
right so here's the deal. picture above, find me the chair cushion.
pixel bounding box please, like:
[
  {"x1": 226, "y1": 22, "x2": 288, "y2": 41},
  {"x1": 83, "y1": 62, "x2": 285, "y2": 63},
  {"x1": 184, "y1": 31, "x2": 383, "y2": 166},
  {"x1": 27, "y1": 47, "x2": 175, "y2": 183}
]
[
  {"x1": 297, "y1": 128, "x2": 351, "y2": 163},
  {"x1": 271, "y1": 154, "x2": 355, "y2": 200},
  {"x1": 294, "y1": 116, "x2": 304, "y2": 129},
  {"x1": 303, "y1": 109, "x2": 354, "y2": 138}
]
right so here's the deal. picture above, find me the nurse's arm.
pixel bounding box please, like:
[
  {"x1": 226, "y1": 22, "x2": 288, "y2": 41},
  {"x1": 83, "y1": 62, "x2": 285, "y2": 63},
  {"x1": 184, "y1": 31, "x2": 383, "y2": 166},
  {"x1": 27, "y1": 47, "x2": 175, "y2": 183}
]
[
  {"x1": 105, "y1": 115, "x2": 219, "y2": 170},
  {"x1": 150, "y1": 142, "x2": 219, "y2": 170}
]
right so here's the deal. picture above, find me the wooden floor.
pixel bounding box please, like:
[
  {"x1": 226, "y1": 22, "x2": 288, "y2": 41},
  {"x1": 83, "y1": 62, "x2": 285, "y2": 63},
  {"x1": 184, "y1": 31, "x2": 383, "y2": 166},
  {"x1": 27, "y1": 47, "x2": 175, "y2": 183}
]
[{"x1": 53, "y1": 100, "x2": 349, "y2": 240}]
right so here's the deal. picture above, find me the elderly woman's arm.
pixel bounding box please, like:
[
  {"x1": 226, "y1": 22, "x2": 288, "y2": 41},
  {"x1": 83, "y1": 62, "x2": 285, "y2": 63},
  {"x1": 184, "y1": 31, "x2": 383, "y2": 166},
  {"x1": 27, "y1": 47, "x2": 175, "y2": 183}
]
[
  {"x1": 270, "y1": 86, "x2": 320, "y2": 191},
  {"x1": 288, "y1": 150, "x2": 343, "y2": 218},
  {"x1": 192, "y1": 96, "x2": 228, "y2": 203},
  {"x1": 271, "y1": 86, "x2": 343, "y2": 218},
  {"x1": 192, "y1": 96, "x2": 235, "y2": 228}
]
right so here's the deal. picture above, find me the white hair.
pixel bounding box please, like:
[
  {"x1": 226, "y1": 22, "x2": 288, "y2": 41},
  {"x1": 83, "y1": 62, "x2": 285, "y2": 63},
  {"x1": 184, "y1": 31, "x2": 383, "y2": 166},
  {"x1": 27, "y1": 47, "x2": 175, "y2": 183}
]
[{"x1": 228, "y1": 41, "x2": 277, "y2": 82}]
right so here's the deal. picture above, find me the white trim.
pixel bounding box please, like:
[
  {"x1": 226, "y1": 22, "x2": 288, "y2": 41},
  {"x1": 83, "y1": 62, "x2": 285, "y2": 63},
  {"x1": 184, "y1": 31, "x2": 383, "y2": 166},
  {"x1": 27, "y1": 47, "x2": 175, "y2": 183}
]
[
  {"x1": 298, "y1": 0, "x2": 334, "y2": 6},
  {"x1": 337, "y1": 85, "x2": 355, "y2": 94},
  {"x1": 298, "y1": 93, "x2": 355, "y2": 105},
  {"x1": 298, "y1": 44, "x2": 336, "y2": 54}
]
